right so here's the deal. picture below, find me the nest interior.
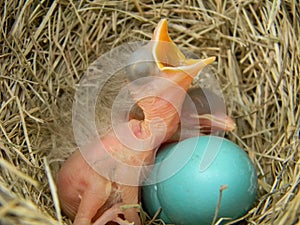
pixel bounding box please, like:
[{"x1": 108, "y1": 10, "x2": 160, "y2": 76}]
[{"x1": 0, "y1": 0, "x2": 299, "y2": 225}]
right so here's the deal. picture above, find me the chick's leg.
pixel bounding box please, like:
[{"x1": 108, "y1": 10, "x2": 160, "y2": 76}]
[
  {"x1": 93, "y1": 203, "x2": 134, "y2": 225},
  {"x1": 73, "y1": 179, "x2": 112, "y2": 225},
  {"x1": 119, "y1": 185, "x2": 141, "y2": 225}
]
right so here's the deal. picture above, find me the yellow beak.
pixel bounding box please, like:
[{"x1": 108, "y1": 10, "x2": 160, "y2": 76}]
[{"x1": 152, "y1": 19, "x2": 215, "y2": 89}]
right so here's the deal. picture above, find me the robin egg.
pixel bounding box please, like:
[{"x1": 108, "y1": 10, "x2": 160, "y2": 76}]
[{"x1": 142, "y1": 136, "x2": 258, "y2": 225}]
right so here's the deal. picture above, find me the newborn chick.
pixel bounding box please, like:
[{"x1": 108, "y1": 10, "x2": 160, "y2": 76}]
[
  {"x1": 130, "y1": 87, "x2": 236, "y2": 142},
  {"x1": 56, "y1": 19, "x2": 215, "y2": 225}
]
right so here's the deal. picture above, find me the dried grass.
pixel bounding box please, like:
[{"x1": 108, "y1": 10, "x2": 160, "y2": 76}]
[{"x1": 0, "y1": 0, "x2": 299, "y2": 225}]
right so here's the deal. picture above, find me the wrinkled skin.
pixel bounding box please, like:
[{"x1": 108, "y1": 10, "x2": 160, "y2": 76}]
[
  {"x1": 56, "y1": 96, "x2": 180, "y2": 225},
  {"x1": 130, "y1": 87, "x2": 236, "y2": 142},
  {"x1": 55, "y1": 19, "x2": 232, "y2": 225}
]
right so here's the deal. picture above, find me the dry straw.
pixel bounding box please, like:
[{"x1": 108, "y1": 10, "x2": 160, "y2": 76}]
[{"x1": 0, "y1": 0, "x2": 299, "y2": 224}]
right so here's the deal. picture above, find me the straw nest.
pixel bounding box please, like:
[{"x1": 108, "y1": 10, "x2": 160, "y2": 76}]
[{"x1": 0, "y1": 1, "x2": 299, "y2": 225}]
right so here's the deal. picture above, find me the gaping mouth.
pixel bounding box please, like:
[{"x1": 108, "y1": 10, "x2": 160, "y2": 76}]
[{"x1": 151, "y1": 19, "x2": 215, "y2": 77}]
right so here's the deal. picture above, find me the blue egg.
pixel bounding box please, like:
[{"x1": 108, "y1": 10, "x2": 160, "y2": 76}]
[{"x1": 142, "y1": 136, "x2": 258, "y2": 225}]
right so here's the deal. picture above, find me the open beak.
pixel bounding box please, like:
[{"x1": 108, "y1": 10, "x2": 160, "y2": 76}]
[
  {"x1": 152, "y1": 19, "x2": 215, "y2": 90},
  {"x1": 129, "y1": 19, "x2": 216, "y2": 108},
  {"x1": 129, "y1": 20, "x2": 218, "y2": 133}
]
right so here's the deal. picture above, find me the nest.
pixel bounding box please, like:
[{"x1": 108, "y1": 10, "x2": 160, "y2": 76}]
[{"x1": 0, "y1": 1, "x2": 299, "y2": 224}]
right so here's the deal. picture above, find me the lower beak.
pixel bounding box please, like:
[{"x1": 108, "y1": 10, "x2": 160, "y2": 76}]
[
  {"x1": 152, "y1": 19, "x2": 216, "y2": 89},
  {"x1": 193, "y1": 114, "x2": 236, "y2": 132}
]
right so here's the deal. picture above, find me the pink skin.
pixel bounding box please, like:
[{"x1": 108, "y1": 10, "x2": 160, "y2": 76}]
[
  {"x1": 56, "y1": 19, "x2": 219, "y2": 225},
  {"x1": 56, "y1": 96, "x2": 181, "y2": 225},
  {"x1": 130, "y1": 87, "x2": 236, "y2": 142}
]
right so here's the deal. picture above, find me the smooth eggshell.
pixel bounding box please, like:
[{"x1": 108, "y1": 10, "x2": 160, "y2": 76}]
[{"x1": 142, "y1": 136, "x2": 258, "y2": 225}]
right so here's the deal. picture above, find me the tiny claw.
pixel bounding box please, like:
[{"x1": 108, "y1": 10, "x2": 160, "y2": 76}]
[
  {"x1": 91, "y1": 204, "x2": 126, "y2": 225},
  {"x1": 113, "y1": 218, "x2": 135, "y2": 225},
  {"x1": 92, "y1": 203, "x2": 140, "y2": 225}
]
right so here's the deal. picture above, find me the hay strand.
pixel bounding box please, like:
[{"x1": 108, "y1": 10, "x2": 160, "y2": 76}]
[{"x1": 0, "y1": 0, "x2": 299, "y2": 224}]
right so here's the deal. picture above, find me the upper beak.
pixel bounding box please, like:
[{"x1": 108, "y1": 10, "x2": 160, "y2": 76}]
[
  {"x1": 128, "y1": 19, "x2": 217, "y2": 125},
  {"x1": 152, "y1": 19, "x2": 215, "y2": 90}
]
